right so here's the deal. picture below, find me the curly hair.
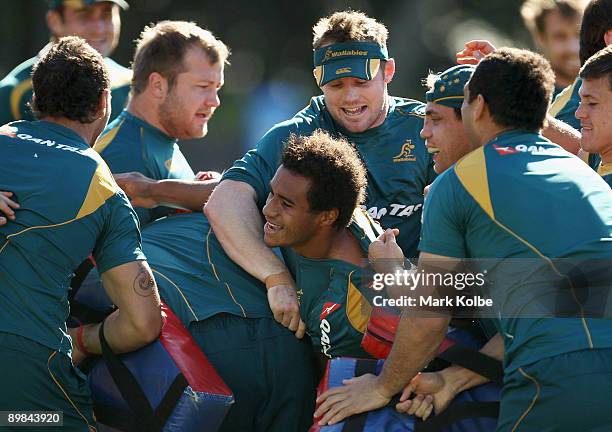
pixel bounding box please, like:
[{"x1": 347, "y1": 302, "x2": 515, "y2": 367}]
[
  {"x1": 30, "y1": 36, "x2": 109, "y2": 123},
  {"x1": 131, "y1": 21, "x2": 230, "y2": 95},
  {"x1": 312, "y1": 10, "x2": 388, "y2": 49},
  {"x1": 579, "y1": 0, "x2": 612, "y2": 64},
  {"x1": 281, "y1": 130, "x2": 367, "y2": 229},
  {"x1": 467, "y1": 47, "x2": 555, "y2": 132}
]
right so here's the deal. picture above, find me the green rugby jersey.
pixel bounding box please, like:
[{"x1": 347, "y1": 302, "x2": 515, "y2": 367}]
[
  {"x1": 419, "y1": 130, "x2": 612, "y2": 372},
  {"x1": 0, "y1": 120, "x2": 144, "y2": 356},
  {"x1": 549, "y1": 77, "x2": 601, "y2": 170},
  {"x1": 598, "y1": 163, "x2": 612, "y2": 188},
  {"x1": 549, "y1": 77, "x2": 581, "y2": 131},
  {"x1": 140, "y1": 212, "x2": 273, "y2": 328},
  {"x1": 223, "y1": 95, "x2": 436, "y2": 258},
  {"x1": 0, "y1": 49, "x2": 131, "y2": 125},
  {"x1": 283, "y1": 209, "x2": 383, "y2": 358},
  {"x1": 95, "y1": 110, "x2": 195, "y2": 225}
]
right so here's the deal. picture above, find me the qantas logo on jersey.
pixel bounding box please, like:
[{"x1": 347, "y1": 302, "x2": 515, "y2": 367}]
[
  {"x1": 493, "y1": 144, "x2": 561, "y2": 156},
  {"x1": 0, "y1": 125, "x2": 16, "y2": 138},
  {"x1": 492, "y1": 144, "x2": 519, "y2": 155},
  {"x1": 7, "y1": 131, "x2": 88, "y2": 155},
  {"x1": 320, "y1": 302, "x2": 341, "y2": 320},
  {"x1": 320, "y1": 303, "x2": 341, "y2": 358},
  {"x1": 361, "y1": 203, "x2": 423, "y2": 220}
]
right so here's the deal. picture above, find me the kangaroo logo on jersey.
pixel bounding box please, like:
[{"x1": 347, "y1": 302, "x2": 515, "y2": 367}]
[
  {"x1": 393, "y1": 140, "x2": 417, "y2": 162},
  {"x1": 320, "y1": 302, "x2": 341, "y2": 320}
]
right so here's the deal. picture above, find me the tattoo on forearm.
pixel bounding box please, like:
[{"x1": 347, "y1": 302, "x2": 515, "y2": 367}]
[{"x1": 133, "y1": 264, "x2": 155, "y2": 297}]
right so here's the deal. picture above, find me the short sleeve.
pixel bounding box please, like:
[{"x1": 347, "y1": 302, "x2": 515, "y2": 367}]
[
  {"x1": 222, "y1": 121, "x2": 298, "y2": 208},
  {"x1": 418, "y1": 170, "x2": 468, "y2": 258},
  {"x1": 93, "y1": 191, "x2": 146, "y2": 273}
]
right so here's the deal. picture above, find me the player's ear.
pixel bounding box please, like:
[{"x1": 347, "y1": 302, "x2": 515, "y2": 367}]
[
  {"x1": 96, "y1": 89, "x2": 110, "y2": 119},
  {"x1": 319, "y1": 208, "x2": 339, "y2": 228},
  {"x1": 604, "y1": 29, "x2": 612, "y2": 46},
  {"x1": 474, "y1": 94, "x2": 486, "y2": 121},
  {"x1": 148, "y1": 72, "x2": 169, "y2": 99},
  {"x1": 383, "y1": 58, "x2": 395, "y2": 84}
]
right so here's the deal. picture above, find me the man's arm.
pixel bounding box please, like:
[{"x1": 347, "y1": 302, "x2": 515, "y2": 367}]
[
  {"x1": 315, "y1": 251, "x2": 454, "y2": 425},
  {"x1": 542, "y1": 115, "x2": 581, "y2": 155},
  {"x1": 70, "y1": 260, "x2": 162, "y2": 363},
  {"x1": 114, "y1": 172, "x2": 220, "y2": 211},
  {"x1": 396, "y1": 333, "x2": 503, "y2": 416},
  {"x1": 204, "y1": 179, "x2": 304, "y2": 337}
]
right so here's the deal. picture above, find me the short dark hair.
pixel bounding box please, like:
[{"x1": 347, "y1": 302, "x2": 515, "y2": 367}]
[
  {"x1": 31, "y1": 36, "x2": 109, "y2": 123},
  {"x1": 579, "y1": 0, "x2": 612, "y2": 64},
  {"x1": 467, "y1": 47, "x2": 555, "y2": 132},
  {"x1": 521, "y1": 0, "x2": 584, "y2": 35},
  {"x1": 579, "y1": 44, "x2": 612, "y2": 88},
  {"x1": 281, "y1": 130, "x2": 367, "y2": 229},
  {"x1": 131, "y1": 21, "x2": 229, "y2": 95}
]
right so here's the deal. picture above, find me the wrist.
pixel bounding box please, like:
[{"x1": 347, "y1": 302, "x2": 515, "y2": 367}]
[
  {"x1": 372, "y1": 262, "x2": 405, "y2": 276},
  {"x1": 264, "y1": 271, "x2": 294, "y2": 290},
  {"x1": 439, "y1": 365, "x2": 470, "y2": 396},
  {"x1": 76, "y1": 325, "x2": 91, "y2": 357},
  {"x1": 146, "y1": 179, "x2": 163, "y2": 204},
  {"x1": 374, "y1": 375, "x2": 396, "y2": 400}
]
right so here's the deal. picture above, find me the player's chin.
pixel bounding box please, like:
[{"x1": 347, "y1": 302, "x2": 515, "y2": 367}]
[{"x1": 263, "y1": 233, "x2": 279, "y2": 248}]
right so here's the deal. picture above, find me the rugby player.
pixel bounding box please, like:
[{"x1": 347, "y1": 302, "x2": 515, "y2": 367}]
[
  {"x1": 262, "y1": 130, "x2": 438, "y2": 422},
  {"x1": 132, "y1": 211, "x2": 318, "y2": 430},
  {"x1": 521, "y1": 0, "x2": 585, "y2": 97},
  {"x1": 0, "y1": 37, "x2": 162, "y2": 431},
  {"x1": 316, "y1": 48, "x2": 612, "y2": 431},
  {"x1": 135, "y1": 210, "x2": 317, "y2": 432},
  {"x1": 205, "y1": 10, "x2": 435, "y2": 337},
  {"x1": 576, "y1": 45, "x2": 612, "y2": 186},
  {"x1": 402, "y1": 42, "x2": 612, "y2": 425},
  {"x1": 0, "y1": 0, "x2": 131, "y2": 125},
  {"x1": 549, "y1": 0, "x2": 612, "y2": 131},
  {"x1": 94, "y1": 21, "x2": 224, "y2": 225}
]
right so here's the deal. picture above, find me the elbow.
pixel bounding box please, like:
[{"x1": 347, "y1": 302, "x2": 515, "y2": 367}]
[
  {"x1": 202, "y1": 197, "x2": 215, "y2": 219},
  {"x1": 203, "y1": 193, "x2": 220, "y2": 224},
  {"x1": 132, "y1": 307, "x2": 163, "y2": 345}
]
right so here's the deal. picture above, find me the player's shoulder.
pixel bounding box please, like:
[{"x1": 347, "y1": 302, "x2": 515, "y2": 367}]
[
  {"x1": 261, "y1": 98, "x2": 324, "y2": 142},
  {"x1": 104, "y1": 57, "x2": 132, "y2": 89},
  {"x1": 390, "y1": 96, "x2": 426, "y2": 119},
  {"x1": 549, "y1": 77, "x2": 581, "y2": 116},
  {"x1": 94, "y1": 111, "x2": 133, "y2": 154},
  {"x1": 293, "y1": 95, "x2": 329, "y2": 124},
  {"x1": 350, "y1": 208, "x2": 383, "y2": 244}
]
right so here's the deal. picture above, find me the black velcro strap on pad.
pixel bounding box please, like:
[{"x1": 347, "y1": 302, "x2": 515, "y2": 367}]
[
  {"x1": 98, "y1": 322, "x2": 155, "y2": 428},
  {"x1": 436, "y1": 344, "x2": 503, "y2": 385},
  {"x1": 342, "y1": 360, "x2": 378, "y2": 432}
]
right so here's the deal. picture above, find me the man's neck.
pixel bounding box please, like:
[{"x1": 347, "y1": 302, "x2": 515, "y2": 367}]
[
  {"x1": 294, "y1": 227, "x2": 364, "y2": 265},
  {"x1": 477, "y1": 123, "x2": 515, "y2": 148},
  {"x1": 40, "y1": 116, "x2": 98, "y2": 146},
  {"x1": 555, "y1": 75, "x2": 574, "y2": 90},
  {"x1": 126, "y1": 94, "x2": 169, "y2": 136},
  {"x1": 600, "y1": 144, "x2": 612, "y2": 165}
]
